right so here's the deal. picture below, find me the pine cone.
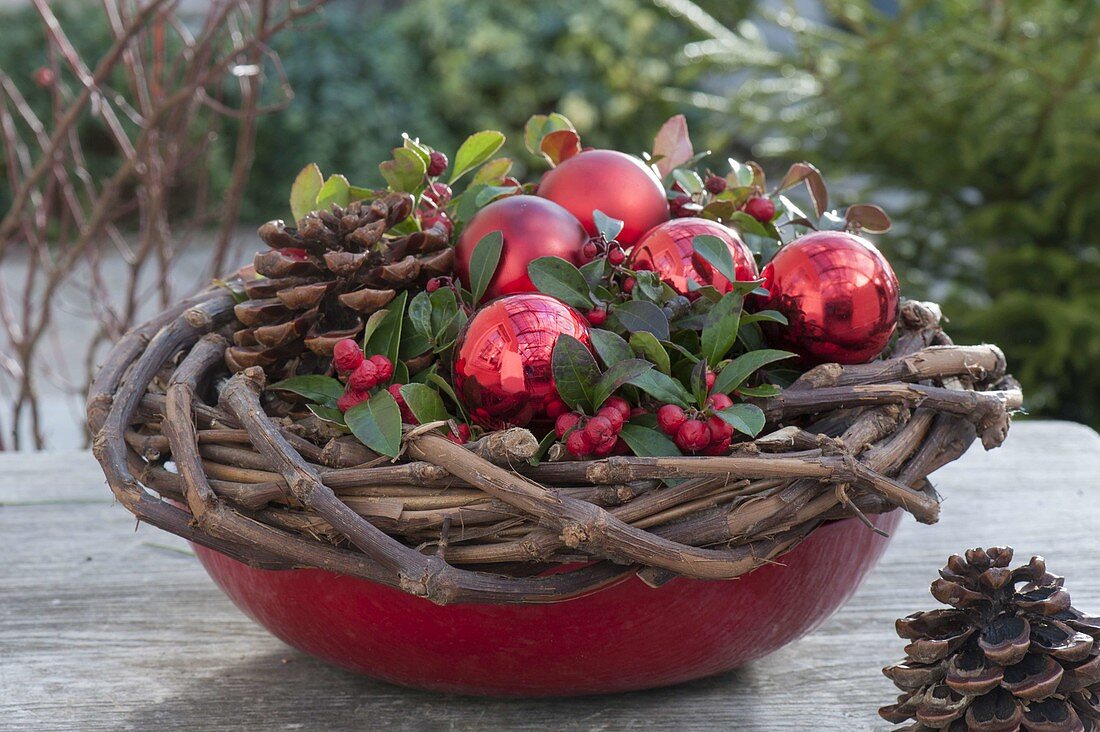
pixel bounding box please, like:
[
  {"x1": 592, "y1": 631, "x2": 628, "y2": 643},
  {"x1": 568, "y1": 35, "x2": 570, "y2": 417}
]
[
  {"x1": 226, "y1": 193, "x2": 454, "y2": 377},
  {"x1": 880, "y1": 547, "x2": 1100, "y2": 731}
]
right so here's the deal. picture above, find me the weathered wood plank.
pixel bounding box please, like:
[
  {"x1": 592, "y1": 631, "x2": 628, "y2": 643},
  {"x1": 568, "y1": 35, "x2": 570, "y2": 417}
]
[{"x1": 1, "y1": 421, "x2": 1098, "y2": 731}]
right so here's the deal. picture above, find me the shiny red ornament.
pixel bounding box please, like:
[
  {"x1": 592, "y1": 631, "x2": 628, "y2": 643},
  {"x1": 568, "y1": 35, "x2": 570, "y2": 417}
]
[
  {"x1": 453, "y1": 293, "x2": 591, "y2": 430},
  {"x1": 760, "y1": 230, "x2": 900, "y2": 365},
  {"x1": 538, "y1": 149, "x2": 669, "y2": 245},
  {"x1": 455, "y1": 196, "x2": 587, "y2": 301},
  {"x1": 193, "y1": 510, "x2": 900, "y2": 695},
  {"x1": 629, "y1": 218, "x2": 759, "y2": 296}
]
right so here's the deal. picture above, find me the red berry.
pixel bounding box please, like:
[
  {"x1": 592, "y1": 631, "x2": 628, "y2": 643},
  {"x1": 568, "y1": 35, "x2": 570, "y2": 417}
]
[
  {"x1": 593, "y1": 434, "x2": 618, "y2": 457},
  {"x1": 565, "y1": 430, "x2": 591, "y2": 458},
  {"x1": 613, "y1": 436, "x2": 631, "y2": 455},
  {"x1": 32, "y1": 67, "x2": 55, "y2": 88},
  {"x1": 424, "y1": 181, "x2": 452, "y2": 207},
  {"x1": 584, "y1": 415, "x2": 614, "y2": 444},
  {"x1": 337, "y1": 389, "x2": 369, "y2": 412},
  {"x1": 426, "y1": 277, "x2": 444, "y2": 293},
  {"x1": 657, "y1": 404, "x2": 687, "y2": 436},
  {"x1": 707, "y1": 393, "x2": 734, "y2": 411},
  {"x1": 670, "y1": 195, "x2": 693, "y2": 218},
  {"x1": 706, "y1": 371, "x2": 717, "y2": 392},
  {"x1": 702, "y1": 435, "x2": 732, "y2": 456},
  {"x1": 333, "y1": 339, "x2": 365, "y2": 373},
  {"x1": 622, "y1": 277, "x2": 635, "y2": 294},
  {"x1": 447, "y1": 423, "x2": 471, "y2": 445},
  {"x1": 598, "y1": 405, "x2": 624, "y2": 432},
  {"x1": 369, "y1": 355, "x2": 394, "y2": 383},
  {"x1": 587, "y1": 307, "x2": 607, "y2": 326},
  {"x1": 388, "y1": 383, "x2": 418, "y2": 424},
  {"x1": 545, "y1": 399, "x2": 569, "y2": 420},
  {"x1": 555, "y1": 412, "x2": 582, "y2": 439},
  {"x1": 582, "y1": 241, "x2": 599, "y2": 261},
  {"x1": 421, "y1": 208, "x2": 453, "y2": 238},
  {"x1": 604, "y1": 396, "x2": 632, "y2": 422},
  {"x1": 608, "y1": 246, "x2": 626, "y2": 265},
  {"x1": 348, "y1": 360, "x2": 379, "y2": 390},
  {"x1": 278, "y1": 247, "x2": 310, "y2": 261},
  {"x1": 427, "y1": 151, "x2": 448, "y2": 177},
  {"x1": 675, "y1": 419, "x2": 710, "y2": 452},
  {"x1": 707, "y1": 415, "x2": 734, "y2": 444},
  {"x1": 744, "y1": 196, "x2": 776, "y2": 223},
  {"x1": 704, "y1": 175, "x2": 728, "y2": 195},
  {"x1": 629, "y1": 406, "x2": 648, "y2": 419}
]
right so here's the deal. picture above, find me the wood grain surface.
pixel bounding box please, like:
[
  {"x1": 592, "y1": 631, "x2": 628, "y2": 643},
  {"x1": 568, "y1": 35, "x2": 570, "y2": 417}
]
[{"x1": 2, "y1": 421, "x2": 1098, "y2": 731}]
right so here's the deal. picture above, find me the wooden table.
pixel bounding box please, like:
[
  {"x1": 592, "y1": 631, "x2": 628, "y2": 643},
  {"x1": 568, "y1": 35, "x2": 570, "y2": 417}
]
[{"x1": 3, "y1": 421, "x2": 1098, "y2": 731}]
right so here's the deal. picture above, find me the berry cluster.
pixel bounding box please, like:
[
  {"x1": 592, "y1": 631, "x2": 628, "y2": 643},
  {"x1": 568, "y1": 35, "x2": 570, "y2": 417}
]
[
  {"x1": 332, "y1": 338, "x2": 394, "y2": 412},
  {"x1": 556, "y1": 397, "x2": 631, "y2": 458},
  {"x1": 656, "y1": 393, "x2": 734, "y2": 455}
]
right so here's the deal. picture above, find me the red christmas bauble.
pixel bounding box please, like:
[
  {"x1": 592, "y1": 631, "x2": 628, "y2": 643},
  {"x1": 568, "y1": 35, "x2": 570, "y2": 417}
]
[
  {"x1": 537, "y1": 149, "x2": 669, "y2": 245},
  {"x1": 455, "y1": 196, "x2": 588, "y2": 301},
  {"x1": 453, "y1": 293, "x2": 592, "y2": 430},
  {"x1": 759, "y1": 231, "x2": 899, "y2": 365},
  {"x1": 629, "y1": 218, "x2": 759, "y2": 296}
]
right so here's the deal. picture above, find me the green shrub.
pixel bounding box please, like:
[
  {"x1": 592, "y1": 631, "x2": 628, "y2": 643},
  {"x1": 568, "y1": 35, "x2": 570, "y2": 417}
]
[{"x1": 692, "y1": 0, "x2": 1100, "y2": 425}]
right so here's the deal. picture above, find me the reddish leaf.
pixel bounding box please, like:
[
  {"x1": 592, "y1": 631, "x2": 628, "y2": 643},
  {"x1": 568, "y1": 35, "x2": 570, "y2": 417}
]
[
  {"x1": 845, "y1": 204, "x2": 892, "y2": 233},
  {"x1": 747, "y1": 161, "x2": 766, "y2": 190},
  {"x1": 777, "y1": 162, "x2": 828, "y2": 217},
  {"x1": 652, "y1": 114, "x2": 694, "y2": 179},
  {"x1": 540, "y1": 129, "x2": 582, "y2": 167}
]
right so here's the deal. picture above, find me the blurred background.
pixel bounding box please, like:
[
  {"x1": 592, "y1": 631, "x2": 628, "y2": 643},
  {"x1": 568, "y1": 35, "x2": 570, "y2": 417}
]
[{"x1": 1, "y1": 0, "x2": 1097, "y2": 449}]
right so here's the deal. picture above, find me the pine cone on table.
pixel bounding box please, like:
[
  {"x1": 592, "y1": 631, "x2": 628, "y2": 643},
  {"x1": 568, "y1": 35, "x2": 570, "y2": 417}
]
[
  {"x1": 880, "y1": 547, "x2": 1100, "y2": 731},
  {"x1": 226, "y1": 193, "x2": 453, "y2": 378}
]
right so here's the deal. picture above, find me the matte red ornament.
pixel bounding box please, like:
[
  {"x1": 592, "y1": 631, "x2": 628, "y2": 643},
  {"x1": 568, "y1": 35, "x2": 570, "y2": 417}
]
[
  {"x1": 537, "y1": 149, "x2": 669, "y2": 245},
  {"x1": 760, "y1": 230, "x2": 900, "y2": 365},
  {"x1": 453, "y1": 293, "x2": 591, "y2": 430},
  {"x1": 193, "y1": 509, "x2": 900, "y2": 696},
  {"x1": 629, "y1": 218, "x2": 759, "y2": 296},
  {"x1": 455, "y1": 196, "x2": 588, "y2": 301}
]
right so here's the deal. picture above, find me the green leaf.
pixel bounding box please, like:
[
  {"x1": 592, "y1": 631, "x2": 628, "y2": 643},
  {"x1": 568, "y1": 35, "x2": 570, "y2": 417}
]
[
  {"x1": 701, "y1": 292, "x2": 744, "y2": 368},
  {"x1": 347, "y1": 185, "x2": 377, "y2": 203},
  {"x1": 539, "y1": 129, "x2": 582, "y2": 166},
  {"x1": 740, "y1": 310, "x2": 788, "y2": 326},
  {"x1": 307, "y1": 404, "x2": 348, "y2": 428},
  {"x1": 527, "y1": 256, "x2": 593, "y2": 309},
  {"x1": 619, "y1": 423, "x2": 682, "y2": 457},
  {"x1": 401, "y1": 134, "x2": 431, "y2": 167},
  {"x1": 629, "y1": 331, "x2": 672, "y2": 374},
  {"x1": 552, "y1": 334, "x2": 599, "y2": 413},
  {"x1": 735, "y1": 383, "x2": 782, "y2": 398},
  {"x1": 468, "y1": 231, "x2": 504, "y2": 304},
  {"x1": 289, "y1": 163, "x2": 323, "y2": 221},
  {"x1": 450, "y1": 130, "x2": 506, "y2": 183},
  {"x1": 471, "y1": 157, "x2": 513, "y2": 186},
  {"x1": 524, "y1": 113, "x2": 574, "y2": 156},
  {"x1": 427, "y1": 372, "x2": 467, "y2": 421},
  {"x1": 672, "y1": 168, "x2": 704, "y2": 195},
  {"x1": 717, "y1": 403, "x2": 767, "y2": 437},
  {"x1": 345, "y1": 390, "x2": 404, "y2": 458},
  {"x1": 580, "y1": 257, "x2": 609, "y2": 289},
  {"x1": 611, "y1": 300, "x2": 670, "y2": 340},
  {"x1": 365, "y1": 290, "x2": 407, "y2": 363},
  {"x1": 589, "y1": 328, "x2": 633, "y2": 368},
  {"x1": 628, "y1": 370, "x2": 693, "y2": 409},
  {"x1": 727, "y1": 211, "x2": 774, "y2": 239},
  {"x1": 316, "y1": 174, "x2": 351, "y2": 209},
  {"x1": 269, "y1": 375, "x2": 345, "y2": 408},
  {"x1": 692, "y1": 234, "x2": 738, "y2": 284},
  {"x1": 593, "y1": 359, "x2": 652, "y2": 409},
  {"x1": 690, "y1": 358, "x2": 709, "y2": 407},
  {"x1": 592, "y1": 210, "x2": 624, "y2": 242},
  {"x1": 379, "y1": 148, "x2": 427, "y2": 193},
  {"x1": 474, "y1": 185, "x2": 517, "y2": 207},
  {"x1": 727, "y1": 158, "x2": 754, "y2": 188},
  {"x1": 712, "y1": 349, "x2": 796, "y2": 395},
  {"x1": 407, "y1": 291, "x2": 433, "y2": 340},
  {"x1": 429, "y1": 286, "x2": 461, "y2": 346},
  {"x1": 399, "y1": 383, "x2": 449, "y2": 424}
]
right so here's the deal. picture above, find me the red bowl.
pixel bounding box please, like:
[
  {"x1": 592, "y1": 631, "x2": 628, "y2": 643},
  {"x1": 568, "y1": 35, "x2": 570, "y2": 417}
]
[{"x1": 194, "y1": 510, "x2": 900, "y2": 697}]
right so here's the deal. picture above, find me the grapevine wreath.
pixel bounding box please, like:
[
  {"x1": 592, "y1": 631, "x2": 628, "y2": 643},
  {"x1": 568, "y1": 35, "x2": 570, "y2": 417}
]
[{"x1": 89, "y1": 114, "x2": 1022, "y2": 605}]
